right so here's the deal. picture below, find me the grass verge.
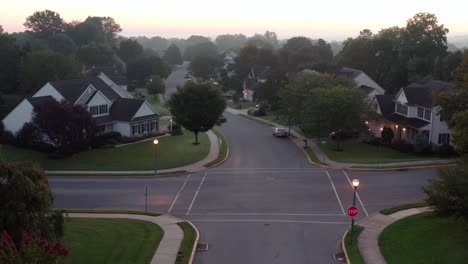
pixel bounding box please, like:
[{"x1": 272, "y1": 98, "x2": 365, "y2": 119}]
[
  {"x1": 176, "y1": 222, "x2": 197, "y2": 264},
  {"x1": 59, "y1": 209, "x2": 161, "y2": 217},
  {"x1": 344, "y1": 226, "x2": 365, "y2": 264},
  {"x1": 379, "y1": 212, "x2": 468, "y2": 264},
  {"x1": 0, "y1": 129, "x2": 209, "y2": 171},
  {"x1": 62, "y1": 218, "x2": 163, "y2": 264},
  {"x1": 351, "y1": 163, "x2": 456, "y2": 170},
  {"x1": 305, "y1": 148, "x2": 328, "y2": 166},
  {"x1": 204, "y1": 128, "x2": 228, "y2": 167},
  {"x1": 237, "y1": 114, "x2": 274, "y2": 126},
  {"x1": 380, "y1": 202, "x2": 428, "y2": 215}
]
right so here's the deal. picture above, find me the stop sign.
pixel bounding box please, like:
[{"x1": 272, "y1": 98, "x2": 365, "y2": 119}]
[{"x1": 348, "y1": 206, "x2": 359, "y2": 218}]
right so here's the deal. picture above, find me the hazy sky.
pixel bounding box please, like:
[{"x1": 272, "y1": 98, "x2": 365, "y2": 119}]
[{"x1": 1, "y1": 0, "x2": 467, "y2": 40}]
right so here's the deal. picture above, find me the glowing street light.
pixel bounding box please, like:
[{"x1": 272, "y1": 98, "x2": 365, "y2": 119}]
[
  {"x1": 350, "y1": 178, "x2": 360, "y2": 245},
  {"x1": 153, "y1": 139, "x2": 159, "y2": 175}
]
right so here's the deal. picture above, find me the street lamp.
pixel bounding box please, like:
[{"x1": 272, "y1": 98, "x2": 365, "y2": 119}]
[
  {"x1": 350, "y1": 179, "x2": 360, "y2": 245},
  {"x1": 153, "y1": 139, "x2": 159, "y2": 175},
  {"x1": 170, "y1": 118, "x2": 173, "y2": 132}
]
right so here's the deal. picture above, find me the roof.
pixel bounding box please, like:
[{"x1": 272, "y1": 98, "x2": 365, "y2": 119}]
[
  {"x1": 386, "y1": 113, "x2": 430, "y2": 129},
  {"x1": 402, "y1": 80, "x2": 454, "y2": 108},
  {"x1": 89, "y1": 78, "x2": 120, "y2": 101},
  {"x1": 49, "y1": 79, "x2": 90, "y2": 103},
  {"x1": 132, "y1": 114, "x2": 159, "y2": 122},
  {"x1": 244, "y1": 78, "x2": 260, "y2": 91},
  {"x1": 251, "y1": 65, "x2": 270, "y2": 79},
  {"x1": 338, "y1": 67, "x2": 362, "y2": 79},
  {"x1": 359, "y1": 85, "x2": 375, "y2": 95},
  {"x1": 109, "y1": 98, "x2": 145, "y2": 122},
  {"x1": 375, "y1": 95, "x2": 395, "y2": 117},
  {"x1": 93, "y1": 115, "x2": 113, "y2": 125},
  {"x1": 27, "y1": 96, "x2": 55, "y2": 108},
  {"x1": 86, "y1": 65, "x2": 128, "y2": 85}
]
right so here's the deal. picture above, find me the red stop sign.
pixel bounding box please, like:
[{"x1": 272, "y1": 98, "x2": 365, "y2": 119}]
[{"x1": 348, "y1": 206, "x2": 359, "y2": 218}]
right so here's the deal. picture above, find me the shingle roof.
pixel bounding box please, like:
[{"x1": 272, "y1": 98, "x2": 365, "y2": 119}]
[
  {"x1": 49, "y1": 79, "x2": 90, "y2": 103},
  {"x1": 338, "y1": 67, "x2": 362, "y2": 79},
  {"x1": 359, "y1": 85, "x2": 375, "y2": 95},
  {"x1": 27, "y1": 96, "x2": 55, "y2": 108},
  {"x1": 402, "y1": 80, "x2": 454, "y2": 108},
  {"x1": 89, "y1": 78, "x2": 120, "y2": 100},
  {"x1": 375, "y1": 95, "x2": 395, "y2": 117},
  {"x1": 109, "y1": 98, "x2": 145, "y2": 122},
  {"x1": 386, "y1": 113, "x2": 430, "y2": 129},
  {"x1": 86, "y1": 65, "x2": 128, "y2": 85}
]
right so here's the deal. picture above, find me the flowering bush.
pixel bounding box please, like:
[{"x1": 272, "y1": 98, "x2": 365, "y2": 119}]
[{"x1": 0, "y1": 231, "x2": 69, "y2": 264}]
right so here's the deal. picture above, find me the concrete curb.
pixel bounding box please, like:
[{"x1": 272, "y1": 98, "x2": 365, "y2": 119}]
[
  {"x1": 348, "y1": 163, "x2": 457, "y2": 171},
  {"x1": 341, "y1": 229, "x2": 351, "y2": 264},
  {"x1": 203, "y1": 129, "x2": 230, "y2": 168},
  {"x1": 301, "y1": 145, "x2": 330, "y2": 168},
  {"x1": 187, "y1": 220, "x2": 200, "y2": 264}
]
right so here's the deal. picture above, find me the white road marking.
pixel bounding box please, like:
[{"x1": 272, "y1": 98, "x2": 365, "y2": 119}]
[
  {"x1": 188, "y1": 219, "x2": 349, "y2": 224},
  {"x1": 186, "y1": 172, "x2": 207, "y2": 215},
  {"x1": 168, "y1": 174, "x2": 191, "y2": 213},
  {"x1": 188, "y1": 212, "x2": 346, "y2": 216},
  {"x1": 207, "y1": 170, "x2": 325, "y2": 175},
  {"x1": 342, "y1": 170, "x2": 369, "y2": 217},
  {"x1": 326, "y1": 171, "x2": 346, "y2": 215}
]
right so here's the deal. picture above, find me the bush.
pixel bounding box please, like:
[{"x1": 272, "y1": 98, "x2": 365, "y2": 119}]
[
  {"x1": 392, "y1": 140, "x2": 413, "y2": 153},
  {"x1": 413, "y1": 133, "x2": 433, "y2": 156},
  {"x1": 15, "y1": 122, "x2": 38, "y2": 148},
  {"x1": 363, "y1": 137, "x2": 382, "y2": 146},
  {"x1": 381, "y1": 127, "x2": 394, "y2": 144},
  {"x1": 0, "y1": 131, "x2": 15, "y2": 145},
  {"x1": 435, "y1": 144, "x2": 456, "y2": 158},
  {"x1": 119, "y1": 131, "x2": 165, "y2": 144},
  {"x1": 90, "y1": 132, "x2": 122, "y2": 148},
  {"x1": 247, "y1": 106, "x2": 266, "y2": 117},
  {"x1": 423, "y1": 159, "x2": 468, "y2": 221},
  {"x1": 171, "y1": 123, "x2": 183, "y2": 136}
]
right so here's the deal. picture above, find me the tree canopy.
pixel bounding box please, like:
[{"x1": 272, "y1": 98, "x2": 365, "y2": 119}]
[
  {"x1": 118, "y1": 39, "x2": 143, "y2": 63},
  {"x1": 168, "y1": 81, "x2": 226, "y2": 144},
  {"x1": 23, "y1": 10, "x2": 65, "y2": 37},
  {"x1": 76, "y1": 42, "x2": 115, "y2": 67},
  {"x1": 163, "y1": 43, "x2": 183, "y2": 65},
  {"x1": 126, "y1": 55, "x2": 171, "y2": 84}
]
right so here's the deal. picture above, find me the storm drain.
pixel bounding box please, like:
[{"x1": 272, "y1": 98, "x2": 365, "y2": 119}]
[{"x1": 197, "y1": 243, "x2": 210, "y2": 252}]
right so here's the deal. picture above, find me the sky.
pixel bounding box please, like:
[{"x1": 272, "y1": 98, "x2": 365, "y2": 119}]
[{"x1": 1, "y1": 0, "x2": 467, "y2": 41}]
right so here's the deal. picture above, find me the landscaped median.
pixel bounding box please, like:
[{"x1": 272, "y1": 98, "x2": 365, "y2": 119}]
[{"x1": 60, "y1": 209, "x2": 199, "y2": 264}]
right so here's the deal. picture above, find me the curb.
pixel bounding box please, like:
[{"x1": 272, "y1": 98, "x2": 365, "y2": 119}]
[
  {"x1": 301, "y1": 146, "x2": 330, "y2": 168},
  {"x1": 348, "y1": 163, "x2": 456, "y2": 171},
  {"x1": 341, "y1": 229, "x2": 351, "y2": 264},
  {"x1": 187, "y1": 220, "x2": 200, "y2": 264},
  {"x1": 47, "y1": 170, "x2": 189, "y2": 179},
  {"x1": 203, "y1": 129, "x2": 230, "y2": 168}
]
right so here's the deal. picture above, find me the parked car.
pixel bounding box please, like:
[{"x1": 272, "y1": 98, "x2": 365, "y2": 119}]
[{"x1": 272, "y1": 127, "x2": 288, "y2": 137}]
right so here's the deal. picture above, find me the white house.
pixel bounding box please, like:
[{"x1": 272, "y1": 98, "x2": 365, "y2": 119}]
[
  {"x1": 369, "y1": 80, "x2": 453, "y2": 146},
  {"x1": 335, "y1": 67, "x2": 385, "y2": 98},
  {"x1": 2, "y1": 73, "x2": 160, "y2": 137}
]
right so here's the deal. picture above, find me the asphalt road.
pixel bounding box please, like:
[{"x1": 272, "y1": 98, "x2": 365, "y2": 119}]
[
  {"x1": 49, "y1": 112, "x2": 438, "y2": 264},
  {"x1": 165, "y1": 61, "x2": 190, "y2": 98}
]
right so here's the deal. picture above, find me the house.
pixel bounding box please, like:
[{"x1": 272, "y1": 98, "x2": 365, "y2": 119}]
[
  {"x1": 335, "y1": 67, "x2": 385, "y2": 96},
  {"x1": 222, "y1": 51, "x2": 238, "y2": 78},
  {"x1": 86, "y1": 65, "x2": 129, "y2": 92},
  {"x1": 2, "y1": 73, "x2": 160, "y2": 138},
  {"x1": 368, "y1": 80, "x2": 454, "y2": 146},
  {"x1": 242, "y1": 65, "x2": 270, "y2": 101}
]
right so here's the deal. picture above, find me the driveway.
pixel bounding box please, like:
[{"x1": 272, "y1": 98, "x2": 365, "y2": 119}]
[{"x1": 49, "y1": 112, "x2": 437, "y2": 264}]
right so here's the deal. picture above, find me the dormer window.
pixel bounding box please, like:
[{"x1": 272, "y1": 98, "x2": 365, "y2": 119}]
[
  {"x1": 396, "y1": 102, "x2": 408, "y2": 116},
  {"x1": 417, "y1": 106, "x2": 432, "y2": 121},
  {"x1": 90, "y1": 104, "x2": 108, "y2": 116}
]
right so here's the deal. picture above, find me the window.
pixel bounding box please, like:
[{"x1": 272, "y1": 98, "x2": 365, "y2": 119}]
[
  {"x1": 417, "y1": 107, "x2": 424, "y2": 118},
  {"x1": 89, "y1": 104, "x2": 108, "y2": 116},
  {"x1": 396, "y1": 103, "x2": 408, "y2": 116},
  {"x1": 424, "y1": 109, "x2": 432, "y2": 121},
  {"x1": 438, "y1": 133, "x2": 450, "y2": 145},
  {"x1": 131, "y1": 121, "x2": 158, "y2": 136}
]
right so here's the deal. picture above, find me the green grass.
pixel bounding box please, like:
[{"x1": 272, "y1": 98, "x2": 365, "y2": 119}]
[
  {"x1": 204, "y1": 128, "x2": 228, "y2": 167},
  {"x1": 305, "y1": 148, "x2": 328, "y2": 166},
  {"x1": 176, "y1": 222, "x2": 197, "y2": 264},
  {"x1": 227, "y1": 101, "x2": 256, "y2": 109},
  {"x1": 0, "y1": 130, "x2": 209, "y2": 171},
  {"x1": 351, "y1": 163, "x2": 456, "y2": 169},
  {"x1": 238, "y1": 114, "x2": 274, "y2": 126},
  {"x1": 380, "y1": 202, "x2": 428, "y2": 215},
  {"x1": 379, "y1": 213, "x2": 468, "y2": 264},
  {"x1": 344, "y1": 226, "x2": 365, "y2": 264},
  {"x1": 62, "y1": 218, "x2": 163, "y2": 264},
  {"x1": 59, "y1": 209, "x2": 161, "y2": 217},
  {"x1": 319, "y1": 141, "x2": 439, "y2": 164}
]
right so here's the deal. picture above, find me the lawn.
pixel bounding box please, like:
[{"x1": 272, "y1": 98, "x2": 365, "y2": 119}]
[
  {"x1": 319, "y1": 141, "x2": 439, "y2": 164},
  {"x1": 227, "y1": 101, "x2": 256, "y2": 109},
  {"x1": 344, "y1": 226, "x2": 365, "y2": 264},
  {"x1": 379, "y1": 213, "x2": 468, "y2": 264},
  {"x1": 305, "y1": 148, "x2": 327, "y2": 166},
  {"x1": 380, "y1": 202, "x2": 428, "y2": 215},
  {"x1": 61, "y1": 218, "x2": 163, "y2": 264},
  {"x1": 176, "y1": 222, "x2": 197, "y2": 264},
  {"x1": 0, "y1": 129, "x2": 209, "y2": 171}
]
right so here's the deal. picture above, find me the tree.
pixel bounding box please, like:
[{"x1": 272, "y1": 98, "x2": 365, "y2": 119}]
[
  {"x1": 30, "y1": 98, "x2": 96, "y2": 153},
  {"x1": 215, "y1": 34, "x2": 247, "y2": 51},
  {"x1": 0, "y1": 31, "x2": 19, "y2": 93},
  {"x1": 146, "y1": 75, "x2": 165, "y2": 95},
  {"x1": 67, "y1": 21, "x2": 105, "y2": 46},
  {"x1": 48, "y1": 33, "x2": 76, "y2": 55},
  {"x1": 246, "y1": 31, "x2": 279, "y2": 49},
  {"x1": 85, "y1": 16, "x2": 122, "y2": 41},
  {"x1": 185, "y1": 35, "x2": 211, "y2": 47},
  {"x1": 0, "y1": 162, "x2": 65, "y2": 247},
  {"x1": 118, "y1": 39, "x2": 143, "y2": 63},
  {"x1": 23, "y1": 10, "x2": 65, "y2": 37},
  {"x1": 127, "y1": 56, "x2": 171, "y2": 84},
  {"x1": 381, "y1": 127, "x2": 394, "y2": 144},
  {"x1": 183, "y1": 41, "x2": 219, "y2": 61},
  {"x1": 168, "y1": 81, "x2": 226, "y2": 144},
  {"x1": 163, "y1": 43, "x2": 183, "y2": 65},
  {"x1": 423, "y1": 160, "x2": 468, "y2": 221},
  {"x1": 189, "y1": 55, "x2": 222, "y2": 80},
  {"x1": 76, "y1": 42, "x2": 115, "y2": 67},
  {"x1": 450, "y1": 110, "x2": 468, "y2": 154},
  {"x1": 20, "y1": 51, "x2": 82, "y2": 94}
]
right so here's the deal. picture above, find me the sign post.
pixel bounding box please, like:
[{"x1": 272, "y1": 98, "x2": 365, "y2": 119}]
[{"x1": 349, "y1": 179, "x2": 360, "y2": 245}]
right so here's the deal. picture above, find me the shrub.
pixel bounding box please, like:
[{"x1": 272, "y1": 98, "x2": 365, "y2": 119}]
[
  {"x1": 392, "y1": 140, "x2": 413, "y2": 153},
  {"x1": 381, "y1": 127, "x2": 394, "y2": 144},
  {"x1": 413, "y1": 133, "x2": 433, "y2": 156},
  {"x1": 90, "y1": 132, "x2": 122, "y2": 148},
  {"x1": 363, "y1": 137, "x2": 382, "y2": 146},
  {"x1": 423, "y1": 159, "x2": 468, "y2": 221},
  {"x1": 171, "y1": 123, "x2": 183, "y2": 136},
  {"x1": 247, "y1": 106, "x2": 266, "y2": 117},
  {"x1": 119, "y1": 131, "x2": 165, "y2": 144},
  {"x1": 15, "y1": 122, "x2": 38, "y2": 148},
  {"x1": 435, "y1": 144, "x2": 456, "y2": 158},
  {"x1": 0, "y1": 131, "x2": 15, "y2": 145}
]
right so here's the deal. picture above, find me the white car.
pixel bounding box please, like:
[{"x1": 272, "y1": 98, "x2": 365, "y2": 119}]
[{"x1": 272, "y1": 127, "x2": 288, "y2": 137}]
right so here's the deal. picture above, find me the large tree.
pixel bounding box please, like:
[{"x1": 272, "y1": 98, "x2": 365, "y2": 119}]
[
  {"x1": 23, "y1": 10, "x2": 65, "y2": 37},
  {"x1": 146, "y1": 75, "x2": 165, "y2": 95},
  {"x1": 67, "y1": 21, "x2": 105, "y2": 46},
  {"x1": 118, "y1": 39, "x2": 143, "y2": 63},
  {"x1": 163, "y1": 43, "x2": 183, "y2": 65},
  {"x1": 20, "y1": 51, "x2": 82, "y2": 94},
  {"x1": 0, "y1": 162, "x2": 65, "y2": 247},
  {"x1": 127, "y1": 55, "x2": 171, "y2": 84},
  {"x1": 215, "y1": 34, "x2": 247, "y2": 51},
  {"x1": 76, "y1": 42, "x2": 115, "y2": 67},
  {"x1": 48, "y1": 33, "x2": 77, "y2": 55},
  {"x1": 85, "y1": 16, "x2": 122, "y2": 41},
  {"x1": 0, "y1": 31, "x2": 19, "y2": 93},
  {"x1": 168, "y1": 81, "x2": 226, "y2": 144},
  {"x1": 189, "y1": 55, "x2": 222, "y2": 80},
  {"x1": 183, "y1": 41, "x2": 219, "y2": 61}
]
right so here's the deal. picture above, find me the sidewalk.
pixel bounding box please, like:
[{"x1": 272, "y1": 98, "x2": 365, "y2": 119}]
[
  {"x1": 69, "y1": 213, "x2": 198, "y2": 264},
  {"x1": 227, "y1": 107, "x2": 455, "y2": 170},
  {"x1": 46, "y1": 130, "x2": 220, "y2": 176},
  {"x1": 357, "y1": 207, "x2": 432, "y2": 264}
]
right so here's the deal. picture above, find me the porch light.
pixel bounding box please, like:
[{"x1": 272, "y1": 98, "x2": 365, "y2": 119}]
[
  {"x1": 380, "y1": 127, "x2": 383, "y2": 131},
  {"x1": 396, "y1": 125, "x2": 399, "y2": 128},
  {"x1": 403, "y1": 128, "x2": 406, "y2": 132},
  {"x1": 365, "y1": 121, "x2": 369, "y2": 125}
]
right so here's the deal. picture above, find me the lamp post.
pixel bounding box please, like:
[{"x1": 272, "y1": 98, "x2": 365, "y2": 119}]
[
  {"x1": 170, "y1": 118, "x2": 173, "y2": 132},
  {"x1": 350, "y1": 179, "x2": 360, "y2": 245},
  {"x1": 153, "y1": 139, "x2": 159, "y2": 175}
]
